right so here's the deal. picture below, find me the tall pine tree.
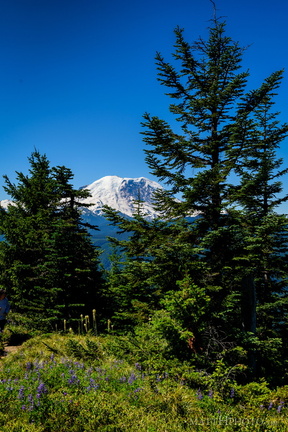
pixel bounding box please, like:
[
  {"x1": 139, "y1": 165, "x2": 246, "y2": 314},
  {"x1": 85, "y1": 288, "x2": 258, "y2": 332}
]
[
  {"x1": 102, "y1": 17, "x2": 288, "y2": 380},
  {"x1": 231, "y1": 92, "x2": 288, "y2": 380},
  {"x1": 139, "y1": 18, "x2": 288, "y2": 379},
  {"x1": 0, "y1": 151, "x2": 103, "y2": 327}
]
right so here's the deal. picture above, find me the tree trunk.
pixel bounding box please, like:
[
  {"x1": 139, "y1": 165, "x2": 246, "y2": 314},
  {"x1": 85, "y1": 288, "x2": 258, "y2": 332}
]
[{"x1": 241, "y1": 274, "x2": 257, "y2": 375}]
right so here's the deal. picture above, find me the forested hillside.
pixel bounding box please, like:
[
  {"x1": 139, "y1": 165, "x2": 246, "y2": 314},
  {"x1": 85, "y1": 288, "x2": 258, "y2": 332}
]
[{"x1": 1, "y1": 14, "x2": 288, "y2": 399}]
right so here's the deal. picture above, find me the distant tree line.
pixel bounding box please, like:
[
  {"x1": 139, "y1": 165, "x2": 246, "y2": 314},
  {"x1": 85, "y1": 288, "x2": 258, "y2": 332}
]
[{"x1": 1, "y1": 17, "x2": 288, "y2": 386}]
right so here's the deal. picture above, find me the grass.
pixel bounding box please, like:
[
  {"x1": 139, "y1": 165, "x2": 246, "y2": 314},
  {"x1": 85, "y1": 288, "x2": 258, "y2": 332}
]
[{"x1": 0, "y1": 332, "x2": 288, "y2": 431}]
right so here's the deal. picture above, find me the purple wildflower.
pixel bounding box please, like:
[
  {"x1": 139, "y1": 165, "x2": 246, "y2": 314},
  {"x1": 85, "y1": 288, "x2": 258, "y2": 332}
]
[
  {"x1": 119, "y1": 376, "x2": 127, "y2": 383},
  {"x1": 86, "y1": 383, "x2": 99, "y2": 392},
  {"x1": 86, "y1": 378, "x2": 99, "y2": 391},
  {"x1": 68, "y1": 371, "x2": 80, "y2": 386},
  {"x1": 277, "y1": 401, "x2": 284, "y2": 413},
  {"x1": 18, "y1": 386, "x2": 25, "y2": 400},
  {"x1": 196, "y1": 389, "x2": 203, "y2": 400},
  {"x1": 37, "y1": 382, "x2": 48, "y2": 395},
  {"x1": 128, "y1": 373, "x2": 137, "y2": 384},
  {"x1": 134, "y1": 387, "x2": 143, "y2": 393},
  {"x1": 156, "y1": 374, "x2": 162, "y2": 382},
  {"x1": 68, "y1": 375, "x2": 78, "y2": 385},
  {"x1": 28, "y1": 394, "x2": 34, "y2": 411},
  {"x1": 135, "y1": 363, "x2": 142, "y2": 371},
  {"x1": 26, "y1": 362, "x2": 33, "y2": 371}
]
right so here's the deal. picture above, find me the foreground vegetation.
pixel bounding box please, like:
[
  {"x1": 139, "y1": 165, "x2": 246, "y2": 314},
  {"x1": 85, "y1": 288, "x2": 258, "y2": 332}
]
[{"x1": 0, "y1": 326, "x2": 288, "y2": 432}]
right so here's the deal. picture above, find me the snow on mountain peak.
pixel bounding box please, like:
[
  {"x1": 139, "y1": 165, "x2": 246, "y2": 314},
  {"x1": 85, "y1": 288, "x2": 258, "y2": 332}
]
[
  {"x1": 0, "y1": 176, "x2": 163, "y2": 220},
  {"x1": 0, "y1": 199, "x2": 14, "y2": 210},
  {"x1": 81, "y1": 175, "x2": 162, "y2": 219}
]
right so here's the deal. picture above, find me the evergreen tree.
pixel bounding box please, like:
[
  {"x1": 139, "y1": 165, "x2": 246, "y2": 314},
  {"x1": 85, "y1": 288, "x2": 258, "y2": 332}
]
[
  {"x1": 231, "y1": 94, "x2": 288, "y2": 380},
  {"x1": 0, "y1": 151, "x2": 103, "y2": 327},
  {"x1": 103, "y1": 202, "x2": 204, "y2": 331},
  {"x1": 102, "y1": 17, "x2": 288, "y2": 380},
  {"x1": 139, "y1": 18, "x2": 288, "y2": 380}
]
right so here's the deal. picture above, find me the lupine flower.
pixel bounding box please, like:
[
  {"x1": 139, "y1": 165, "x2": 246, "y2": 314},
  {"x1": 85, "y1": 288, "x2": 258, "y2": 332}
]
[
  {"x1": 156, "y1": 373, "x2": 168, "y2": 382},
  {"x1": 68, "y1": 371, "x2": 80, "y2": 386},
  {"x1": 28, "y1": 394, "x2": 34, "y2": 411},
  {"x1": 86, "y1": 383, "x2": 99, "y2": 392},
  {"x1": 135, "y1": 363, "x2": 142, "y2": 371},
  {"x1": 128, "y1": 373, "x2": 137, "y2": 384},
  {"x1": 277, "y1": 401, "x2": 284, "y2": 413},
  {"x1": 268, "y1": 402, "x2": 273, "y2": 410},
  {"x1": 26, "y1": 362, "x2": 33, "y2": 370},
  {"x1": 196, "y1": 389, "x2": 203, "y2": 400},
  {"x1": 37, "y1": 382, "x2": 48, "y2": 395},
  {"x1": 18, "y1": 386, "x2": 25, "y2": 400},
  {"x1": 87, "y1": 378, "x2": 99, "y2": 391},
  {"x1": 230, "y1": 388, "x2": 235, "y2": 398},
  {"x1": 68, "y1": 375, "x2": 79, "y2": 385},
  {"x1": 134, "y1": 387, "x2": 143, "y2": 393},
  {"x1": 119, "y1": 376, "x2": 127, "y2": 383},
  {"x1": 156, "y1": 374, "x2": 162, "y2": 382}
]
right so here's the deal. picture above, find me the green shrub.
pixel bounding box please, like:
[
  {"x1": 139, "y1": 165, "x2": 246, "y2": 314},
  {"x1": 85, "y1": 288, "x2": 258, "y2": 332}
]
[{"x1": 0, "y1": 333, "x2": 288, "y2": 431}]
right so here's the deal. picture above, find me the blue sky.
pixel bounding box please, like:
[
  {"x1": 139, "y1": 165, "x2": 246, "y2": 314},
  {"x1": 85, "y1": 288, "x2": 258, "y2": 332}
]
[{"x1": 1, "y1": 0, "x2": 288, "y2": 211}]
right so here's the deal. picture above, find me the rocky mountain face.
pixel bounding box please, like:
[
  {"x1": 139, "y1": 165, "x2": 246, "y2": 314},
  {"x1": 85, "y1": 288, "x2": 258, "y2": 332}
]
[
  {"x1": 81, "y1": 175, "x2": 162, "y2": 219},
  {"x1": 0, "y1": 176, "x2": 162, "y2": 218},
  {"x1": 80, "y1": 176, "x2": 163, "y2": 267},
  {"x1": 0, "y1": 176, "x2": 163, "y2": 268}
]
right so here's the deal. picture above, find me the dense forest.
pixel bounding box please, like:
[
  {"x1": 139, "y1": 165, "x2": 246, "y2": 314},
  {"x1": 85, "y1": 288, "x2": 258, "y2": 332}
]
[{"x1": 1, "y1": 15, "x2": 288, "y2": 394}]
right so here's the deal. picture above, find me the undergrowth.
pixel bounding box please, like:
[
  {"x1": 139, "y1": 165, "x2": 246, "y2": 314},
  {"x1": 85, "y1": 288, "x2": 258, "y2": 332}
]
[{"x1": 0, "y1": 333, "x2": 288, "y2": 431}]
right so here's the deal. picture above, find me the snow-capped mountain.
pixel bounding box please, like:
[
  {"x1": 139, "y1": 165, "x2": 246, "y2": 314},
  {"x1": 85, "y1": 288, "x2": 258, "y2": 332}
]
[
  {"x1": 0, "y1": 176, "x2": 162, "y2": 219},
  {"x1": 81, "y1": 175, "x2": 162, "y2": 219},
  {"x1": 0, "y1": 199, "x2": 13, "y2": 210},
  {"x1": 0, "y1": 176, "x2": 163, "y2": 267}
]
